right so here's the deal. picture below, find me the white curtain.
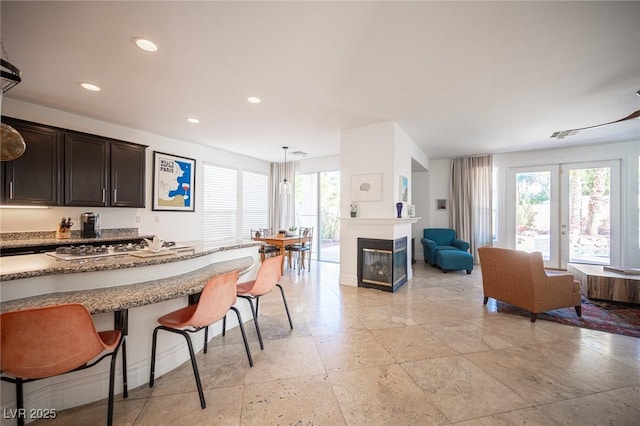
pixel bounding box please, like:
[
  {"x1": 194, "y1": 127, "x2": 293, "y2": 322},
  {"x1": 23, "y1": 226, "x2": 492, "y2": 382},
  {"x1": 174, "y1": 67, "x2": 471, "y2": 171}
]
[
  {"x1": 450, "y1": 155, "x2": 493, "y2": 262},
  {"x1": 269, "y1": 160, "x2": 295, "y2": 234}
]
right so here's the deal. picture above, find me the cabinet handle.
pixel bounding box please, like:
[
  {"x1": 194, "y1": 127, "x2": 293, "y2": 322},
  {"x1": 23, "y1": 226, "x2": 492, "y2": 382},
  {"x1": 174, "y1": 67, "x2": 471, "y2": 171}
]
[
  {"x1": 113, "y1": 188, "x2": 117, "y2": 203},
  {"x1": 102, "y1": 188, "x2": 106, "y2": 203},
  {"x1": 9, "y1": 181, "x2": 14, "y2": 200}
]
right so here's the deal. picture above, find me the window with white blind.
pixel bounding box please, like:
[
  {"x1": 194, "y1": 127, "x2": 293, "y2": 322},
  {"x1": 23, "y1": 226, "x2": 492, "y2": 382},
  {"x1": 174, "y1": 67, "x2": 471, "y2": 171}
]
[
  {"x1": 203, "y1": 164, "x2": 268, "y2": 242},
  {"x1": 203, "y1": 164, "x2": 237, "y2": 242},
  {"x1": 242, "y1": 171, "x2": 269, "y2": 239}
]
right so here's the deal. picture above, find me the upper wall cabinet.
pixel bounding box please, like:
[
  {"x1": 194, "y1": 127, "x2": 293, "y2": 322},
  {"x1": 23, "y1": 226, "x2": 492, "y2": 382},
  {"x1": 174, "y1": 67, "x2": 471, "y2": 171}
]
[
  {"x1": 64, "y1": 133, "x2": 146, "y2": 208},
  {"x1": 64, "y1": 132, "x2": 110, "y2": 206},
  {"x1": 1, "y1": 117, "x2": 146, "y2": 208},
  {"x1": 1, "y1": 118, "x2": 62, "y2": 206},
  {"x1": 110, "y1": 141, "x2": 146, "y2": 207}
]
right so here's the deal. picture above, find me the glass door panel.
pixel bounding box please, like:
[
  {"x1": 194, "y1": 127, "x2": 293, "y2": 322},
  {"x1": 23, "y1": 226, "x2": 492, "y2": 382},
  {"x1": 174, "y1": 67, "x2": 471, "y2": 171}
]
[
  {"x1": 295, "y1": 171, "x2": 341, "y2": 263},
  {"x1": 561, "y1": 161, "x2": 620, "y2": 266},
  {"x1": 319, "y1": 171, "x2": 340, "y2": 262},
  {"x1": 509, "y1": 161, "x2": 619, "y2": 269},
  {"x1": 514, "y1": 168, "x2": 555, "y2": 263},
  {"x1": 295, "y1": 173, "x2": 318, "y2": 259}
]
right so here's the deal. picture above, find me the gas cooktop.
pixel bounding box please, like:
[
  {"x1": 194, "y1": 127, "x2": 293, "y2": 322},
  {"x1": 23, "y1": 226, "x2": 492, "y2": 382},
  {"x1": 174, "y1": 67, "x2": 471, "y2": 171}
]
[{"x1": 45, "y1": 241, "x2": 183, "y2": 260}]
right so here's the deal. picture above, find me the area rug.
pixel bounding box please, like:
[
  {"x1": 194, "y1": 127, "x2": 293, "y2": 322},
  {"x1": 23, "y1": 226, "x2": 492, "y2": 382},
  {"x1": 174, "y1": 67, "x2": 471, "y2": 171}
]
[{"x1": 496, "y1": 297, "x2": 640, "y2": 338}]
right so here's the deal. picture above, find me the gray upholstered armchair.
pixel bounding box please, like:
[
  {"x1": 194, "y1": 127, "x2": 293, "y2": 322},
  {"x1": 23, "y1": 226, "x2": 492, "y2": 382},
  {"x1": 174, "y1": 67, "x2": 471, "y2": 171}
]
[{"x1": 421, "y1": 228, "x2": 470, "y2": 264}]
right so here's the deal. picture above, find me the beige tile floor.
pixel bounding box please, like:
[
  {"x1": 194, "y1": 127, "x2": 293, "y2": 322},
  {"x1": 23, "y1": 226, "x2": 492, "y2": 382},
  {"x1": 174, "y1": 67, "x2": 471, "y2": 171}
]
[{"x1": 33, "y1": 261, "x2": 640, "y2": 425}]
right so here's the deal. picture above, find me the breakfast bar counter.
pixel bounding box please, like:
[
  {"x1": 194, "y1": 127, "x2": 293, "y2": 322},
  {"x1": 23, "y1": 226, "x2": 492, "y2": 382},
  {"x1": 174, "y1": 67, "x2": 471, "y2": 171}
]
[
  {"x1": 0, "y1": 240, "x2": 261, "y2": 282},
  {"x1": 0, "y1": 239, "x2": 262, "y2": 417},
  {"x1": 0, "y1": 256, "x2": 254, "y2": 314}
]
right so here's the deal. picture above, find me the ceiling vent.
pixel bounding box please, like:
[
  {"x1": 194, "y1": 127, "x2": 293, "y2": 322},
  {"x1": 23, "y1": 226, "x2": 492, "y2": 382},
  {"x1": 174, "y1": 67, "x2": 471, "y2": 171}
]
[{"x1": 550, "y1": 130, "x2": 579, "y2": 139}]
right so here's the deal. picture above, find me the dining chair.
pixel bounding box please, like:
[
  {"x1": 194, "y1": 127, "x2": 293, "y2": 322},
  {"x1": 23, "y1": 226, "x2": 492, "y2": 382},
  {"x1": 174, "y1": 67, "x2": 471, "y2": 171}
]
[
  {"x1": 149, "y1": 270, "x2": 252, "y2": 410},
  {"x1": 287, "y1": 227, "x2": 313, "y2": 274},
  {"x1": 0, "y1": 303, "x2": 126, "y2": 426},
  {"x1": 222, "y1": 255, "x2": 293, "y2": 350},
  {"x1": 251, "y1": 228, "x2": 278, "y2": 262}
]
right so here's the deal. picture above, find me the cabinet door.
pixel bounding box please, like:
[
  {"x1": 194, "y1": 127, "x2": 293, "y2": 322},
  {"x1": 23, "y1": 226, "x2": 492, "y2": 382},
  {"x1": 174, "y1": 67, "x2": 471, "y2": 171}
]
[
  {"x1": 64, "y1": 132, "x2": 109, "y2": 206},
  {"x1": 1, "y1": 118, "x2": 62, "y2": 205},
  {"x1": 110, "y1": 142, "x2": 146, "y2": 207}
]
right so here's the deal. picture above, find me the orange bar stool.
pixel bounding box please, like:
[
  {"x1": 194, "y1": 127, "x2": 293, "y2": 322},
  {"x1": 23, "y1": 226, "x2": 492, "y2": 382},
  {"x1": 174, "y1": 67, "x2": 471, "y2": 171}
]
[
  {"x1": 149, "y1": 270, "x2": 253, "y2": 409},
  {"x1": 0, "y1": 303, "x2": 126, "y2": 426},
  {"x1": 223, "y1": 255, "x2": 293, "y2": 350}
]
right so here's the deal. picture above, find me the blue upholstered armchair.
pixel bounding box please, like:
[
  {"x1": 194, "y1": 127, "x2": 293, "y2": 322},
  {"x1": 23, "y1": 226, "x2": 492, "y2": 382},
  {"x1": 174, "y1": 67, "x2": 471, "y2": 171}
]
[{"x1": 421, "y1": 228, "x2": 470, "y2": 264}]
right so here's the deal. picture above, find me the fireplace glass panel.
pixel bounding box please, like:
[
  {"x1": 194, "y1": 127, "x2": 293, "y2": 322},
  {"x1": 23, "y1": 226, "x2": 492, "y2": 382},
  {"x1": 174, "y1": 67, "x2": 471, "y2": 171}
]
[{"x1": 357, "y1": 237, "x2": 407, "y2": 292}]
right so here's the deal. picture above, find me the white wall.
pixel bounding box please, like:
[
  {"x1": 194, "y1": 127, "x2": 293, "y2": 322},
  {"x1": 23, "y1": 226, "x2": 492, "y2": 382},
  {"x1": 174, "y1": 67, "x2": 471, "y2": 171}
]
[
  {"x1": 0, "y1": 99, "x2": 270, "y2": 241},
  {"x1": 340, "y1": 121, "x2": 396, "y2": 218},
  {"x1": 295, "y1": 154, "x2": 340, "y2": 174},
  {"x1": 411, "y1": 170, "x2": 429, "y2": 261},
  {"x1": 339, "y1": 121, "x2": 430, "y2": 286},
  {"x1": 429, "y1": 159, "x2": 451, "y2": 228}
]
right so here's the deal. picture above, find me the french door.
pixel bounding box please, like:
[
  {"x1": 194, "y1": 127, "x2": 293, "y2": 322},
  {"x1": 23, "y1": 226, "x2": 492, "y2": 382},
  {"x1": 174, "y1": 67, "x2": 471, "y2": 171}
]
[
  {"x1": 508, "y1": 160, "x2": 620, "y2": 269},
  {"x1": 295, "y1": 171, "x2": 341, "y2": 263}
]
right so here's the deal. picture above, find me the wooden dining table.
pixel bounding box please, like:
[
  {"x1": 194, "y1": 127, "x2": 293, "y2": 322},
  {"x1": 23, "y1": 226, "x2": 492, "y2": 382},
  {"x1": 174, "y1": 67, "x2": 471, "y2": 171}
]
[{"x1": 255, "y1": 234, "x2": 312, "y2": 274}]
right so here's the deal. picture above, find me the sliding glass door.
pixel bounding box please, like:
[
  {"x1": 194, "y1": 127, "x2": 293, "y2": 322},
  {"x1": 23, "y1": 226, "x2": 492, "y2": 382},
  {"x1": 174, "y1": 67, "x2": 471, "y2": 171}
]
[
  {"x1": 508, "y1": 160, "x2": 620, "y2": 269},
  {"x1": 295, "y1": 171, "x2": 340, "y2": 263}
]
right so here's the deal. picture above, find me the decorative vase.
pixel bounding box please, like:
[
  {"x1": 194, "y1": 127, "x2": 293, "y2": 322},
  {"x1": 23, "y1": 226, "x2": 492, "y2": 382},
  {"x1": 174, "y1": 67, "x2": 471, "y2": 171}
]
[{"x1": 396, "y1": 202, "x2": 403, "y2": 218}]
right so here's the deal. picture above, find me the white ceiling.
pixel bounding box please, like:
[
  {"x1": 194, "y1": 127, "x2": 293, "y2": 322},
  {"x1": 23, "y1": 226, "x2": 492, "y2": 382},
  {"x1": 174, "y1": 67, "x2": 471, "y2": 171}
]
[{"x1": 2, "y1": 1, "x2": 639, "y2": 163}]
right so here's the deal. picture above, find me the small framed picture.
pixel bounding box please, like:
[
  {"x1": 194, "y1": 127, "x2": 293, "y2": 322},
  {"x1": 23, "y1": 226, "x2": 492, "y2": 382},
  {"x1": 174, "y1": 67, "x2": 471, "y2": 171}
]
[
  {"x1": 399, "y1": 175, "x2": 408, "y2": 202},
  {"x1": 436, "y1": 199, "x2": 447, "y2": 210},
  {"x1": 152, "y1": 151, "x2": 196, "y2": 211},
  {"x1": 351, "y1": 173, "x2": 383, "y2": 201}
]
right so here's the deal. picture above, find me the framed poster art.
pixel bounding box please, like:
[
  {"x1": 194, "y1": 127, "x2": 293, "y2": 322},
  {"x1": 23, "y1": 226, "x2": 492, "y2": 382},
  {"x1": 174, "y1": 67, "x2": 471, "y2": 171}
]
[
  {"x1": 152, "y1": 151, "x2": 196, "y2": 211},
  {"x1": 351, "y1": 173, "x2": 382, "y2": 201},
  {"x1": 399, "y1": 174, "x2": 408, "y2": 202},
  {"x1": 436, "y1": 198, "x2": 447, "y2": 210}
]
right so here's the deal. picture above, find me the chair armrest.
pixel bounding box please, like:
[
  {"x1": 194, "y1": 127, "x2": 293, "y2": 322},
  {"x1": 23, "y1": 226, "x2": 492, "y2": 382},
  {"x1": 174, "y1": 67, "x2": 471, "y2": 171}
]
[
  {"x1": 420, "y1": 238, "x2": 436, "y2": 250},
  {"x1": 536, "y1": 272, "x2": 580, "y2": 307},
  {"x1": 452, "y1": 239, "x2": 470, "y2": 252}
]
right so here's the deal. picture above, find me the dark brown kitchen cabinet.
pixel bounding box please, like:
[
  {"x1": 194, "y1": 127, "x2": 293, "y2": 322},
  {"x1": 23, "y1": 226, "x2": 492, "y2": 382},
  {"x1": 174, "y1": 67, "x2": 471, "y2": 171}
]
[
  {"x1": 1, "y1": 117, "x2": 146, "y2": 208},
  {"x1": 64, "y1": 133, "x2": 146, "y2": 208},
  {"x1": 1, "y1": 118, "x2": 62, "y2": 205},
  {"x1": 110, "y1": 141, "x2": 146, "y2": 207},
  {"x1": 64, "y1": 132, "x2": 109, "y2": 206}
]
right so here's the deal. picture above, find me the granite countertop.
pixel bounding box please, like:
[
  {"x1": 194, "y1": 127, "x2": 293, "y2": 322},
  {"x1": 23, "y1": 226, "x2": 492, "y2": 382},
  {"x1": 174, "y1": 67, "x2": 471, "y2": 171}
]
[
  {"x1": 0, "y1": 256, "x2": 255, "y2": 314},
  {"x1": 0, "y1": 240, "x2": 262, "y2": 281}
]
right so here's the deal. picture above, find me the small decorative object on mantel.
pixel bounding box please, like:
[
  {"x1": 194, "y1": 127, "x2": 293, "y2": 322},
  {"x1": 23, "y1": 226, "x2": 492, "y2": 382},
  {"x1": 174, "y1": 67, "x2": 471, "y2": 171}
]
[
  {"x1": 56, "y1": 217, "x2": 73, "y2": 239},
  {"x1": 408, "y1": 204, "x2": 416, "y2": 218},
  {"x1": 350, "y1": 203, "x2": 358, "y2": 218},
  {"x1": 395, "y1": 202, "x2": 403, "y2": 218}
]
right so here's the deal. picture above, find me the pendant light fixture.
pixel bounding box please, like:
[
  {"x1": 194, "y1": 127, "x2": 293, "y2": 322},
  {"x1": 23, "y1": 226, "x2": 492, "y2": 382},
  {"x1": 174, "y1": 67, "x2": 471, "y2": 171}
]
[
  {"x1": 1, "y1": 41, "x2": 21, "y2": 94},
  {"x1": 279, "y1": 146, "x2": 291, "y2": 195},
  {"x1": 0, "y1": 40, "x2": 26, "y2": 162}
]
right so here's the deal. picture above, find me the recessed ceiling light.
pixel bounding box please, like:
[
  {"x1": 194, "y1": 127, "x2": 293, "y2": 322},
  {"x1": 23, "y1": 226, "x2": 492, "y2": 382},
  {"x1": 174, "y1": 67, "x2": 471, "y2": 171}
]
[
  {"x1": 247, "y1": 96, "x2": 261, "y2": 104},
  {"x1": 134, "y1": 37, "x2": 158, "y2": 52},
  {"x1": 80, "y1": 82, "x2": 101, "y2": 92},
  {"x1": 186, "y1": 117, "x2": 199, "y2": 124}
]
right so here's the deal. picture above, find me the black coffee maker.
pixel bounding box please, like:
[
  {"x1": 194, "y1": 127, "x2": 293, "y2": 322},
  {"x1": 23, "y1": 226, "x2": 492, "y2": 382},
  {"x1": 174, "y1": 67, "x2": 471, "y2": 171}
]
[{"x1": 80, "y1": 212, "x2": 101, "y2": 238}]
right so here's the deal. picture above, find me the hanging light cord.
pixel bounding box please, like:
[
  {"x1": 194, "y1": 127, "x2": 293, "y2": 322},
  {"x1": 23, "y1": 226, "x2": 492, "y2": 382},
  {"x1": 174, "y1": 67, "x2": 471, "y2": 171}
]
[{"x1": 282, "y1": 146, "x2": 289, "y2": 184}]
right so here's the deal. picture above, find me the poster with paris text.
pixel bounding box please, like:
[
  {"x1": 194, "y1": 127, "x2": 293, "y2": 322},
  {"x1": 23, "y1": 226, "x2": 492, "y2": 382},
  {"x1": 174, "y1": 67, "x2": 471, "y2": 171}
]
[{"x1": 152, "y1": 151, "x2": 196, "y2": 211}]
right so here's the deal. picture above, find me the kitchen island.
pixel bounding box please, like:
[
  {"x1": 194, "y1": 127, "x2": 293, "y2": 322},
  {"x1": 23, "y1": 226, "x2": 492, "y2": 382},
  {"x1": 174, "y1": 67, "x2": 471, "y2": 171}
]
[{"x1": 0, "y1": 239, "x2": 262, "y2": 419}]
